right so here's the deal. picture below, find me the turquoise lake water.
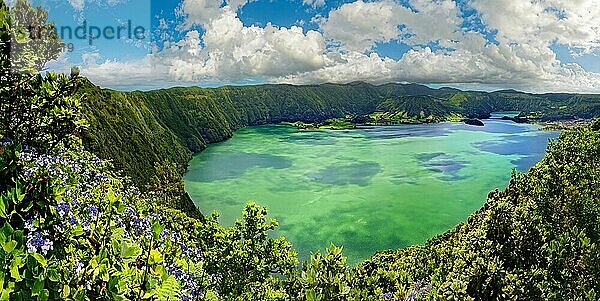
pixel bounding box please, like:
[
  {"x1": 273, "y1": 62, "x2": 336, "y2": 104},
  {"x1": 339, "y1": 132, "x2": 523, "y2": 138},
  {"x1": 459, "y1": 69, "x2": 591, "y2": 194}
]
[{"x1": 185, "y1": 119, "x2": 559, "y2": 263}]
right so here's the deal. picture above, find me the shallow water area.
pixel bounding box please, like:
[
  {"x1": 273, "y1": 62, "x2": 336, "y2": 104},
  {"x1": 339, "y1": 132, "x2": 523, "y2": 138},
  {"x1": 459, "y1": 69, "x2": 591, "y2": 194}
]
[{"x1": 185, "y1": 120, "x2": 558, "y2": 263}]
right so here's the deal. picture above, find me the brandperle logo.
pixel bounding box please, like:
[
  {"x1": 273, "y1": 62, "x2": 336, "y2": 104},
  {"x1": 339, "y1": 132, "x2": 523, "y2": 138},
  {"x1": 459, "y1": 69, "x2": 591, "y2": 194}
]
[
  {"x1": 6, "y1": 0, "x2": 151, "y2": 74},
  {"x1": 23, "y1": 20, "x2": 147, "y2": 51}
]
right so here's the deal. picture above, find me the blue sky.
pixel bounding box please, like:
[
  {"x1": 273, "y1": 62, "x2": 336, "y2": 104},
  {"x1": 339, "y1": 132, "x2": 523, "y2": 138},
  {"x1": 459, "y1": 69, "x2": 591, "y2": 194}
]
[
  {"x1": 28, "y1": 0, "x2": 600, "y2": 92},
  {"x1": 39, "y1": 0, "x2": 500, "y2": 64},
  {"x1": 31, "y1": 0, "x2": 150, "y2": 61}
]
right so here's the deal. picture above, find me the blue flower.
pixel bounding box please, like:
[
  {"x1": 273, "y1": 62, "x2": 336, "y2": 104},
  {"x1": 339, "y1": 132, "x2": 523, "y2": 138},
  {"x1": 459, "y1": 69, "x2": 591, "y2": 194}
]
[
  {"x1": 150, "y1": 212, "x2": 162, "y2": 222},
  {"x1": 406, "y1": 282, "x2": 432, "y2": 301},
  {"x1": 166, "y1": 266, "x2": 205, "y2": 301},
  {"x1": 24, "y1": 217, "x2": 37, "y2": 231},
  {"x1": 130, "y1": 216, "x2": 151, "y2": 238},
  {"x1": 26, "y1": 232, "x2": 53, "y2": 255},
  {"x1": 125, "y1": 207, "x2": 137, "y2": 217},
  {"x1": 179, "y1": 243, "x2": 204, "y2": 262},
  {"x1": 56, "y1": 202, "x2": 69, "y2": 217},
  {"x1": 24, "y1": 168, "x2": 36, "y2": 179},
  {"x1": 88, "y1": 205, "x2": 99, "y2": 218},
  {"x1": 74, "y1": 260, "x2": 85, "y2": 275},
  {"x1": 114, "y1": 216, "x2": 124, "y2": 227},
  {"x1": 381, "y1": 292, "x2": 394, "y2": 300},
  {"x1": 83, "y1": 220, "x2": 91, "y2": 232},
  {"x1": 70, "y1": 199, "x2": 80, "y2": 209}
]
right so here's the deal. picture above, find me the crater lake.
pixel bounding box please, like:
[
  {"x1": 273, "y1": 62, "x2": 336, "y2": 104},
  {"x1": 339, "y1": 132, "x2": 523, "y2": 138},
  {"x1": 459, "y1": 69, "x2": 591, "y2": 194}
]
[{"x1": 185, "y1": 119, "x2": 559, "y2": 264}]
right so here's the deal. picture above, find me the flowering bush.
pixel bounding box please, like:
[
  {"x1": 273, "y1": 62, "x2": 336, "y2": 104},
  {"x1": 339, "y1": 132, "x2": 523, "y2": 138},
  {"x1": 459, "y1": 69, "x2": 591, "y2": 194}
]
[
  {"x1": 0, "y1": 1, "x2": 300, "y2": 298},
  {"x1": 0, "y1": 139, "x2": 300, "y2": 300}
]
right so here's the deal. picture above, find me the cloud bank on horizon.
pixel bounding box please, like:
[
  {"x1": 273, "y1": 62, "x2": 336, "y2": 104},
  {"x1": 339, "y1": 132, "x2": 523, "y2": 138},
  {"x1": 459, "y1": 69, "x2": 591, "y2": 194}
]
[{"x1": 43, "y1": 0, "x2": 600, "y2": 93}]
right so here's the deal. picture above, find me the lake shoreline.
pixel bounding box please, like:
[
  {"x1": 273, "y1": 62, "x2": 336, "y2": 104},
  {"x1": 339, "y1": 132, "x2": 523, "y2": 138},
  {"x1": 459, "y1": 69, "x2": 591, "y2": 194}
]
[{"x1": 279, "y1": 114, "x2": 582, "y2": 133}]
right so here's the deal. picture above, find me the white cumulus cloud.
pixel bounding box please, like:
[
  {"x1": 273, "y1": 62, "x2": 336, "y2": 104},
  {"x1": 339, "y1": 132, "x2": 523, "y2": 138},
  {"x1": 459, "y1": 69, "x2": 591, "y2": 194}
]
[
  {"x1": 161, "y1": 10, "x2": 326, "y2": 82},
  {"x1": 303, "y1": 0, "x2": 326, "y2": 8},
  {"x1": 78, "y1": 0, "x2": 600, "y2": 93}
]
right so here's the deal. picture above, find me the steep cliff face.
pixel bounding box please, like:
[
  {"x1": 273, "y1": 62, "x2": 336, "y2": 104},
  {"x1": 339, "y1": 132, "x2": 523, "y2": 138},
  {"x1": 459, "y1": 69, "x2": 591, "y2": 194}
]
[
  {"x1": 80, "y1": 81, "x2": 384, "y2": 186},
  {"x1": 82, "y1": 84, "x2": 194, "y2": 185}
]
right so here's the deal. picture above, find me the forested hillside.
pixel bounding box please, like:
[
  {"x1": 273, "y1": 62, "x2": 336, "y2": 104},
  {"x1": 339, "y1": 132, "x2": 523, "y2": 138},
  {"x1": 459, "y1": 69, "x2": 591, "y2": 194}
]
[
  {"x1": 81, "y1": 80, "x2": 600, "y2": 193},
  {"x1": 81, "y1": 81, "x2": 383, "y2": 187}
]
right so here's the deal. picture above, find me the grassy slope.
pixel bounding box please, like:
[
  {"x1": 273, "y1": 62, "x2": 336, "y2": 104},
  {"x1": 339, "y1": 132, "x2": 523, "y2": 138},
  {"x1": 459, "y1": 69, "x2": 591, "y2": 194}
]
[{"x1": 376, "y1": 96, "x2": 459, "y2": 121}]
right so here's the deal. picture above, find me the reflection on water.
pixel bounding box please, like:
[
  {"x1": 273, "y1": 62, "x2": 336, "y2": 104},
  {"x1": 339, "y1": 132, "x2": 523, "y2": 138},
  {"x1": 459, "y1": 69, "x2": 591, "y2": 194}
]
[{"x1": 305, "y1": 162, "x2": 381, "y2": 186}]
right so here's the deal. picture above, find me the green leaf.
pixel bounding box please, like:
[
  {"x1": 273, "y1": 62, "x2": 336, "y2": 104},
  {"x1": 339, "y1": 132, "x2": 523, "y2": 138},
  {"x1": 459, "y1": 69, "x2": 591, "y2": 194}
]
[
  {"x1": 122, "y1": 243, "x2": 142, "y2": 259},
  {"x1": 151, "y1": 222, "x2": 165, "y2": 240},
  {"x1": 32, "y1": 253, "x2": 47, "y2": 267},
  {"x1": 204, "y1": 290, "x2": 220, "y2": 301},
  {"x1": 2, "y1": 240, "x2": 17, "y2": 253},
  {"x1": 9, "y1": 265, "x2": 21, "y2": 281},
  {"x1": 110, "y1": 227, "x2": 125, "y2": 240},
  {"x1": 107, "y1": 189, "x2": 117, "y2": 204},
  {"x1": 149, "y1": 249, "x2": 163, "y2": 265},
  {"x1": 15, "y1": 187, "x2": 25, "y2": 203},
  {"x1": 100, "y1": 265, "x2": 109, "y2": 282},
  {"x1": 155, "y1": 276, "x2": 180, "y2": 301},
  {"x1": 31, "y1": 279, "x2": 44, "y2": 296},
  {"x1": 1, "y1": 223, "x2": 13, "y2": 237},
  {"x1": 38, "y1": 289, "x2": 49, "y2": 301},
  {"x1": 0, "y1": 196, "x2": 7, "y2": 218},
  {"x1": 142, "y1": 291, "x2": 155, "y2": 299},
  {"x1": 306, "y1": 289, "x2": 321, "y2": 301},
  {"x1": 61, "y1": 284, "x2": 70, "y2": 298},
  {"x1": 0, "y1": 291, "x2": 9, "y2": 301},
  {"x1": 47, "y1": 268, "x2": 60, "y2": 282},
  {"x1": 72, "y1": 226, "x2": 84, "y2": 237}
]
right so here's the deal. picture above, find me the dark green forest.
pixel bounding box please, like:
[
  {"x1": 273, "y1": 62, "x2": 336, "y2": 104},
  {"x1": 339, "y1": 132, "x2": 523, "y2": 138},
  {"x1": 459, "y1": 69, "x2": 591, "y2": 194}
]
[{"x1": 1, "y1": 0, "x2": 600, "y2": 300}]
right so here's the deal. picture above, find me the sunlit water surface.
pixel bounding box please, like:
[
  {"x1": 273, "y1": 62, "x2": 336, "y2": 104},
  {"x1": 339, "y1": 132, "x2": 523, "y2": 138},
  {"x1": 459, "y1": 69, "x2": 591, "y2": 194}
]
[{"x1": 185, "y1": 118, "x2": 558, "y2": 263}]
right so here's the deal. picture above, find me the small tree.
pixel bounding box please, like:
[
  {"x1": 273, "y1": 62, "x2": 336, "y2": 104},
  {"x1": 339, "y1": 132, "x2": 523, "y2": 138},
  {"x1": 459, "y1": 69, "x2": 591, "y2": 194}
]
[
  {"x1": 5, "y1": 0, "x2": 64, "y2": 73},
  {"x1": 0, "y1": 0, "x2": 84, "y2": 150}
]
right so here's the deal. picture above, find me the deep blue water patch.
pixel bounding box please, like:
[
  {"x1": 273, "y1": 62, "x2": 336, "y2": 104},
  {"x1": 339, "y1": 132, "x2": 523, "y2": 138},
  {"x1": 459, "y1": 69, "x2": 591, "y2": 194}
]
[
  {"x1": 360, "y1": 124, "x2": 452, "y2": 139},
  {"x1": 511, "y1": 156, "x2": 541, "y2": 172},
  {"x1": 455, "y1": 119, "x2": 532, "y2": 134},
  {"x1": 473, "y1": 130, "x2": 559, "y2": 172},
  {"x1": 473, "y1": 133, "x2": 558, "y2": 156},
  {"x1": 186, "y1": 152, "x2": 292, "y2": 182},
  {"x1": 306, "y1": 162, "x2": 381, "y2": 186},
  {"x1": 416, "y1": 152, "x2": 469, "y2": 181}
]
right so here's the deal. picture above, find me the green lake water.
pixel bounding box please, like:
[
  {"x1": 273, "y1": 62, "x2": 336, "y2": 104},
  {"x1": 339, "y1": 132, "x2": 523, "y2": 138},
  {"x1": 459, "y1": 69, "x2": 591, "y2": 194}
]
[{"x1": 185, "y1": 119, "x2": 559, "y2": 264}]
